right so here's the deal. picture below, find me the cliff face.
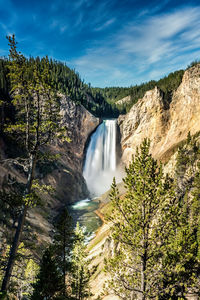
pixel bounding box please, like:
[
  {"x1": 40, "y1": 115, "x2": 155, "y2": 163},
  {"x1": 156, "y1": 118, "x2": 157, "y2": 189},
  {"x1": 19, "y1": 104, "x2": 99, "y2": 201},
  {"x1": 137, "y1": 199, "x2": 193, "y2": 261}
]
[
  {"x1": 0, "y1": 95, "x2": 99, "y2": 204},
  {"x1": 0, "y1": 96, "x2": 99, "y2": 249},
  {"x1": 42, "y1": 95, "x2": 100, "y2": 203},
  {"x1": 118, "y1": 64, "x2": 200, "y2": 165}
]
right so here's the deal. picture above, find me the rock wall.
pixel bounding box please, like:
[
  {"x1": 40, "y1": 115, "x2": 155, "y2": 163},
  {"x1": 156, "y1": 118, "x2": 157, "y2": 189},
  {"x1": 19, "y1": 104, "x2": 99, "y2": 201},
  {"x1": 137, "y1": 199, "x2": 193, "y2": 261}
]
[
  {"x1": 118, "y1": 64, "x2": 200, "y2": 165},
  {"x1": 0, "y1": 95, "x2": 100, "y2": 203},
  {"x1": 0, "y1": 96, "x2": 100, "y2": 249},
  {"x1": 42, "y1": 95, "x2": 100, "y2": 203}
]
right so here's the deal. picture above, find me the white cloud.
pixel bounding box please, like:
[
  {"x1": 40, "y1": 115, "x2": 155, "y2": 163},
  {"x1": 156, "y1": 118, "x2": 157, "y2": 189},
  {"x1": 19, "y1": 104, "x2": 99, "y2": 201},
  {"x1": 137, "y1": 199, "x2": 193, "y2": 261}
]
[
  {"x1": 71, "y1": 5, "x2": 200, "y2": 86},
  {"x1": 118, "y1": 7, "x2": 200, "y2": 61},
  {"x1": 94, "y1": 18, "x2": 116, "y2": 31}
]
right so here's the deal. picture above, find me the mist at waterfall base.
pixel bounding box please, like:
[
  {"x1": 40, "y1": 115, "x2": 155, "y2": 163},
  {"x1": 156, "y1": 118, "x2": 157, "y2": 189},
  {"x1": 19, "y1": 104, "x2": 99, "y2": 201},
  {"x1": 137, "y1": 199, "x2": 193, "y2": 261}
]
[
  {"x1": 83, "y1": 119, "x2": 122, "y2": 197},
  {"x1": 69, "y1": 120, "x2": 122, "y2": 241}
]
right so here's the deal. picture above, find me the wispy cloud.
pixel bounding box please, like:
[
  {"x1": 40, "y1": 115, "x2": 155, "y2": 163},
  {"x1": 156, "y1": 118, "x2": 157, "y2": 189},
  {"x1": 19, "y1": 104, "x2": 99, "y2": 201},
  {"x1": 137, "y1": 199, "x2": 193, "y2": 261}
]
[
  {"x1": 94, "y1": 18, "x2": 116, "y2": 31},
  {"x1": 0, "y1": 0, "x2": 200, "y2": 87},
  {"x1": 71, "y1": 5, "x2": 200, "y2": 86},
  {"x1": 118, "y1": 7, "x2": 200, "y2": 61}
]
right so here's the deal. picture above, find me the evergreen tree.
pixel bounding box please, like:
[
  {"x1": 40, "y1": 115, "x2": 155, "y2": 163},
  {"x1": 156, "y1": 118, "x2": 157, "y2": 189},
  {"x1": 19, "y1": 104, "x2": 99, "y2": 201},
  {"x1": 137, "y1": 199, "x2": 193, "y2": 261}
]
[
  {"x1": 71, "y1": 223, "x2": 91, "y2": 300},
  {"x1": 53, "y1": 208, "x2": 73, "y2": 297},
  {"x1": 105, "y1": 139, "x2": 200, "y2": 299},
  {"x1": 1, "y1": 35, "x2": 66, "y2": 294},
  {"x1": 159, "y1": 190, "x2": 200, "y2": 299},
  {"x1": 159, "y1": 133, "x2": 200, "y2": 299},
  {"x1": 104, "y1": 139, "x2": 176, "y2": 299},
  {"x1": 31, "y1": 247, "x2": 62, "y2": 300}
]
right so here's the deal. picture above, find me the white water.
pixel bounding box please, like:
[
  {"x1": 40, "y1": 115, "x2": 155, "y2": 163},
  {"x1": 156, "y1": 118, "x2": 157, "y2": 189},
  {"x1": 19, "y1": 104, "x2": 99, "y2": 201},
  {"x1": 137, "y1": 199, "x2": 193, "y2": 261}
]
[
  {"x1": 83, "y1": 119, "x2": 117, "y2": 196},
  {"x1": 71, "y1": 198, "x2": 91, "y2": 209}
]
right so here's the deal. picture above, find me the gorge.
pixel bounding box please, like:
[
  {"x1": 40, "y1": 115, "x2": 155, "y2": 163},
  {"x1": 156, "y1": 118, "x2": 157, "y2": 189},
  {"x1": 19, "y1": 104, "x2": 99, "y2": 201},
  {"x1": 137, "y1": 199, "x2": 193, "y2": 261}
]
[{"x1": 0, "y1": 54, "x2": 200, "y2": 299}]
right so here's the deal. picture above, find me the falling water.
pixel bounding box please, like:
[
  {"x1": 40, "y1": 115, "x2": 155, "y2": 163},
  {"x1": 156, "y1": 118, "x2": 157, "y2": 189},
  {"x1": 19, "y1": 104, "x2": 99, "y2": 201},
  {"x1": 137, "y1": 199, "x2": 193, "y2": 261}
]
[
  {"x1": 83, "y1": 119, "x2": 117, "y2": 196},
  {"x1": 69, "y1": 119, "x2": 118, "y2": 240}
]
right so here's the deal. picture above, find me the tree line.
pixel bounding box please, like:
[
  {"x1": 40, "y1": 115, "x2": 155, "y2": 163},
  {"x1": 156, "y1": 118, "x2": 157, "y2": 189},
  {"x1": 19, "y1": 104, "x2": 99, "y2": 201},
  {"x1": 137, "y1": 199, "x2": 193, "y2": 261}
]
[
  {"x1": 91, "y1": 68, "x2": 184, "y2": 114},
  {"x1": 2, "y1": 44, "x2": 197, "y2": 120},
  {"x1": 0, "y1": 54, "x2": 118, "y2": 120}
]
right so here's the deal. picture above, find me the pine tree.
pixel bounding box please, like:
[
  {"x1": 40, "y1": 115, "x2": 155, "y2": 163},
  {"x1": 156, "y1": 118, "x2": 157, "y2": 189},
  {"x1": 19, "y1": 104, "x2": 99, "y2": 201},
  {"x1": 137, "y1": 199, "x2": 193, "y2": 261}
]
[
  {"x1": 159, "y1": 190, "x2": 200, "y2": 299},
  {"x1": 1, "y1": 35, "x2": 66, "y2": 294},
  {"x1": 105, "y1": 139, "x2": 200, "y2": 299},
  {"x1": 71, "y1": 223, "x2": 91, "y2": 300},
  {"x1": 31, "y1": 247, "x2": 62, "y2": 300},
  {"x1": 53, "y1": 208, "x2": 73, "y2": 297},
  {"x1": 158, "y1": 134, "x2": 200, "y2": 299},
  {"x1": 104, "y1": 139, "x2": 176, "y2": 299}
]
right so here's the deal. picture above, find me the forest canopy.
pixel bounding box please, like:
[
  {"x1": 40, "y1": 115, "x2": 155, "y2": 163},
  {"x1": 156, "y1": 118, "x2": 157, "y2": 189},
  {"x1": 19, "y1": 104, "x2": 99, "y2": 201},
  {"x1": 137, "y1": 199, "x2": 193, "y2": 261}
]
[{"x1": 1, "y1": 52, "x2": 194, "y2": 117}]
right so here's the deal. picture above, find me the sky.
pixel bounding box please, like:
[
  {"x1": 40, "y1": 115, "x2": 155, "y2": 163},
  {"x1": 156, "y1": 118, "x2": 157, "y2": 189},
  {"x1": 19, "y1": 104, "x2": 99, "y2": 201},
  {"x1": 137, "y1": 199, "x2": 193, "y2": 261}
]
[{"x1": 0, "y1": 0, "x2": 200, "y2": 87}]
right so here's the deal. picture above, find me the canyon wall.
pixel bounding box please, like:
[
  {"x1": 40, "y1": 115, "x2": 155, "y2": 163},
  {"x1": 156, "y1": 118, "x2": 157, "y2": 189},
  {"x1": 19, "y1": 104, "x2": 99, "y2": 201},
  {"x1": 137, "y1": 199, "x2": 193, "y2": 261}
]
[
  {"x1": 0, "y1": 95, "x2": 100, "y2": 249},
  {"x1": 42, "y1": 95, "x2": 100, "y2": 203},
  {"x1": 118, "y1": 64, "x2": 200, "y2": 165}
]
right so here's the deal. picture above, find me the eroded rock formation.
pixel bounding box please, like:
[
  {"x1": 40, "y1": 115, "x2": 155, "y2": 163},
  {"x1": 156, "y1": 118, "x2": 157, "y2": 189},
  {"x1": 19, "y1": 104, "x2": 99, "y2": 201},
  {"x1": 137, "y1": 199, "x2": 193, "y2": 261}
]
[
  {"x1": 118, "y1": 64, "x2": 200, "y2": 165},
  {"x1": 42, "y1": 95, "x2": 100, "y2": 203}
]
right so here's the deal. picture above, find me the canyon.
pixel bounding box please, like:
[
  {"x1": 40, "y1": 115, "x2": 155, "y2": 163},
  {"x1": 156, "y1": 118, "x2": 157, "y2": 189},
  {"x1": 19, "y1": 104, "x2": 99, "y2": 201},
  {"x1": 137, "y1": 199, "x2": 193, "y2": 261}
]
[
  {"x1": 0, "y1": 63, "x2": 200, "y2": 299},
  {"x1": 88, "y1": 63, "x2": 200, "y2": 300}
]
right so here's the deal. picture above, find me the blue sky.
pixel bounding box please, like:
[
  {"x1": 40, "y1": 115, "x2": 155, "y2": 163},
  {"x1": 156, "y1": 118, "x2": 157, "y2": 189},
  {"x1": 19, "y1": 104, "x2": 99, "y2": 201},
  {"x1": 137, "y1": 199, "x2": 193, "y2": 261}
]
[{"x1": 0, "y1": 0, "x2": 200, "y2": 87}]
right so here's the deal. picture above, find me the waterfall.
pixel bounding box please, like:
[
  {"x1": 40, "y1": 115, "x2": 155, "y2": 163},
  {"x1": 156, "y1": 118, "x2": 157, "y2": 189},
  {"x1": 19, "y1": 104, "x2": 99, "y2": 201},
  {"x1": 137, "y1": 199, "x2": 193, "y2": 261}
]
[{"x1": 83, "y1": 119, "x2": 117, "y2": 196}]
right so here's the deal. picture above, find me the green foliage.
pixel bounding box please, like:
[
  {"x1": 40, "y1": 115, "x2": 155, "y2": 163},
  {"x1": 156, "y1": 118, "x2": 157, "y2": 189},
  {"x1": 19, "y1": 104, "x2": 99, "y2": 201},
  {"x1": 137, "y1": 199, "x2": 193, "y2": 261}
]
[
  {"x1": 159, "y1": 192, "x2": 200, "y2": 299},
  {"x1": 187, "y1": 60, "x2": 200, "y2": 69},
  {"x1": 92, "y1": 69, "x2": 184, "y2": 114},
  {"x1": 0, "y1": 35, "x2": 70, "y2": 294},
  {"x1": 0, "y1": 53, "x2": 117, "y2": 119},
  {"x1": 176, "y1": 132, "x2": 200, "y2": 186},
  {"x1": 53, "y1": 208, "x2": 73, "y2": 297},
  {"x1": 5, "y1": 35, "x2": 62, "y2": 153},
  {"x1": 191, "y1": 163, "x2": 200, "y2": 261},
  {"x1": 105, "y1": 139, "x2": 200, "y2": 299},
  {"x1": 31, "y1": 247, "x2": 62, "y2": 300},
  {"x1": 30, "y1": 219, "x2": 91, "y2": 300},
  {"x1": 71, "y1": 223, "x2": 91, "y2": 300},
  {"x1": 0, "y1": 243, "x2": 39, "y2": 299},
  {"x1": 1, "y1": 40, "x2": 194, "y2": 118}
]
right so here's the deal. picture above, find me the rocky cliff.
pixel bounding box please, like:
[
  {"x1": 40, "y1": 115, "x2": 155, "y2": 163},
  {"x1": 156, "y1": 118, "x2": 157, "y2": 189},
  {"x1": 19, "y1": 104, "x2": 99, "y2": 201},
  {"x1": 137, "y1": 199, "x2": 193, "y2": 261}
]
[
  {"x1": 41, "y1": 95, "x2": 100, "y2": 203},
  {"x1": 0, "y1": 95, "x2": 100, "y2": 250},
  {"x1": 118, "y1": 64, "x2": 200, "y2": 165}
]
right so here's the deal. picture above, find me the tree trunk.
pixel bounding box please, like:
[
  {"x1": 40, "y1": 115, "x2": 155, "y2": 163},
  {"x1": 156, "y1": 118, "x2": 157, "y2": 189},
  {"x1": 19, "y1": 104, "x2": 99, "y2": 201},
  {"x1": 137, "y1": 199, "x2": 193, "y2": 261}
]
[
  {"x1": 63, "y1": 228, "x2": 66, "y2": 296},
  {"x1": 141, "y1": 201, "x2": 147, "y2": 300},
  {"x1": 1, "y1": 153, "x2": 36, "y2": 293},
  {"x1": 141, "y1": 250, "x2": 147, "y2": 300}
]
